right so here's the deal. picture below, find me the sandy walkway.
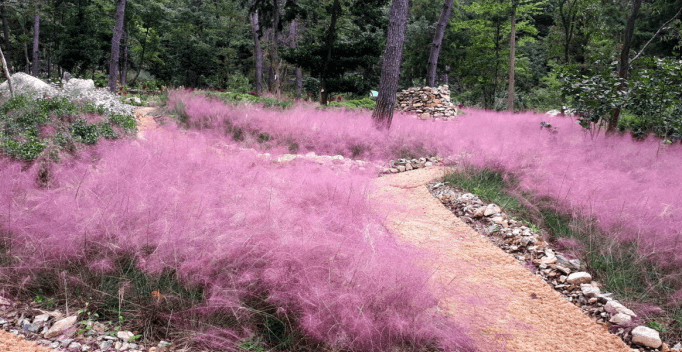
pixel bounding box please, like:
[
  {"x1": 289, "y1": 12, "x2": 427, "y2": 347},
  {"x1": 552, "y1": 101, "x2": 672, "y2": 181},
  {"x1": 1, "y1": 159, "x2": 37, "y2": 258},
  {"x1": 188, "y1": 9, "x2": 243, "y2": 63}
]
[
  {"x1": 0, "y1": 331, "x2": 53, "y2": 352},
  {"x1": 372, "y1": 167, "x2": 632, "y2": 352}
]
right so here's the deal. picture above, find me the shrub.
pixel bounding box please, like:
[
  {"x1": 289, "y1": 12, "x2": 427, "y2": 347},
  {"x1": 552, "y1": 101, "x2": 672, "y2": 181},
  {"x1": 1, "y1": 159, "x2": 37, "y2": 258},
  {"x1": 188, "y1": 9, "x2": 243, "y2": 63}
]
[
  {"x1": 0, "y1": 127, "x2": 475, "y2": 352},
  {"x1": 327, "y1": 98, "x2": 376, "y2": 110},
  {"x1": 0, "y1": 95, "x2": 137, "y2": 161}
]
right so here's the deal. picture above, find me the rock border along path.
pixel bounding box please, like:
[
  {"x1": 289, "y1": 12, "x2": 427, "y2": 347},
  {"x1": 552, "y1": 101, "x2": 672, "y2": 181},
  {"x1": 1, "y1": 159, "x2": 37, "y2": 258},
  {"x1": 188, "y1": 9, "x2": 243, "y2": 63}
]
[{"x1": 372, "y1": 167, "x2": 632, "y2": 352}]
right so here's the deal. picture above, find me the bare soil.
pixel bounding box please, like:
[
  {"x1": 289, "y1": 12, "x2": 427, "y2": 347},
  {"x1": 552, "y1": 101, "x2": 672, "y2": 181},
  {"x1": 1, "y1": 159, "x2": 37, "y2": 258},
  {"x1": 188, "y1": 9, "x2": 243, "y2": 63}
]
[
  {"x1": 0, "y1": 330, "x2": 53, "y2": 352},
  {"x1": 372, "y1": 167, "x2": 633, "y2": 352}
]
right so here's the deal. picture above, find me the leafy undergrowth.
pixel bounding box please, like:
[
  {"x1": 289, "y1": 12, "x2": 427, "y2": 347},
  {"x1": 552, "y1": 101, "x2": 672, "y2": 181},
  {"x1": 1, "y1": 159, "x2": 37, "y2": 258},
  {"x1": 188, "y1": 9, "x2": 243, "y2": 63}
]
[
  {"x1": 205, "y1": 91, "x2": 293, "y2": 110},
  {"x1": 326, "y1": 98, "x2": 377, "y2": 110},
  {"x1": 444, "y1": 167, "x2": 682, "y2": 342},
  {"x1": 0, "y1": 95, "x2": 136, "y2": 162},
  {"x1": 168, "y1": 90, "x2": 682, "y2": 337},
  {"x1": 0, "y1": 124, "x2": 475, "y2": 352}
]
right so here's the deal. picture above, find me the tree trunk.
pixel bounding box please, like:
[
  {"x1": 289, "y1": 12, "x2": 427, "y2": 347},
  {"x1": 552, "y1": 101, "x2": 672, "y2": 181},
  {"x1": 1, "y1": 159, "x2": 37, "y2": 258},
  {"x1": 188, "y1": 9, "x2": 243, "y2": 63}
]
[
  {"x1": 0, "y1": 44, "x2": 13, "y2": 97},
  {"x1": 130, "y1": 27, "x2": 149, "y2": 86},
  {"x1": 32, "y1": 9, "x2": 39, "y2": 76},
  {"x1": 269, "y1": 0, "x2": 281, "y2": 95},
  {"x1": 507, "y1": 3, "x2": 516, "y2": 112},
  {"x1": 372, "y1": 0, "x2": 410, "y2": 130},
  {"x1": 289, "y1": 19, "x2": 303, "y2": 98},
  {"x1": 607, "y1": 0, "x2": 642, "y2": 133},
  {"x1": 121, "y1": 29, "x2": 128, "y2": 86},
  {"x1": 108, "y1": 0, "x2": 127, "y2": 93},
  {"x1": 23, "y1": 42, "x2": 29, "y2": 73},
  {"x1": 1, "y1": 1, "x2": 10, "y2": 66},
  {"x1": 320, "y1": 0, "x2": 341, "y2": 105},
  {"x1": 251, "y1": 9, "x2": 263, "y2": 95},
  {"x1": 295, "y1": 68, "x2": 302, "y2": 98},
  {"x1": 426, "y1": 0, "x2": 453, "y2": 87}
]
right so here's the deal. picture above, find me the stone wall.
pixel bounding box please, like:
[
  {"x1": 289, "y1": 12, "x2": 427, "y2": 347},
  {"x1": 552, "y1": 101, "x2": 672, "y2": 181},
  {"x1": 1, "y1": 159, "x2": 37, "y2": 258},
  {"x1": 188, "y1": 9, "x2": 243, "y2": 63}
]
[{"x1": 396, "y1": 85, "x2": 459, "y2": 120}]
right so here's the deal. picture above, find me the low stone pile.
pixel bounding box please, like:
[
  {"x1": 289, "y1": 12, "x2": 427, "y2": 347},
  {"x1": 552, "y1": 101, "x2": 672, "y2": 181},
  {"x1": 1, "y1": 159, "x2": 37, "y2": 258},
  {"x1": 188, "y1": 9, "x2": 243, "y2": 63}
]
[
  {"x1": 382, "y1": 156, "x2": 442, "y2": 174},
  {"x1": 429, "y1": 182, "x2": 679, "y2": 352},
  {"x1": 396, "y1": 85, "x2": 459, "y2": 120},
  {"x1": 0, "y1": 298, "x2": 174, "y2": 352}
]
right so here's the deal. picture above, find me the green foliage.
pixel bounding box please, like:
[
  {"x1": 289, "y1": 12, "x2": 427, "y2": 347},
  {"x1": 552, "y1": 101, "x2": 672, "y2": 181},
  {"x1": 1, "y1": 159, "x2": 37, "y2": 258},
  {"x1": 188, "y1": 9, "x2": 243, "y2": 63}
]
[
  {"x1": 207, "y1": 92, "x2": 292, "y2": 110},
  {"x1": 326, "y1": 98, "x2": 376, "y2": 110},
  {"x1": 0, "y1": 95, "x2": 137, "y2": 161}
]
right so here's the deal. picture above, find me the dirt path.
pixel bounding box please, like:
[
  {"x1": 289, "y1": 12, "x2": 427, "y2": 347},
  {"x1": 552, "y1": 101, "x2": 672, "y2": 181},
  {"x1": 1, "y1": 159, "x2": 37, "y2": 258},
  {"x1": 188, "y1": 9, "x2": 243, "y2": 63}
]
[
  {"x1": 372, "y1": 167, "x2": 632, "y2": 352},
  {"x1": 0, "y1": 331, "x2": 53, "y2": 352}
]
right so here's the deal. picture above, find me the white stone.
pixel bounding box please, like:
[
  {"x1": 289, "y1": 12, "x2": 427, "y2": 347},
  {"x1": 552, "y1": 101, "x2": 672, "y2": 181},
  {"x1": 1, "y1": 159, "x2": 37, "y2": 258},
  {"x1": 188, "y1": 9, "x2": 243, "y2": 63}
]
[
  {"x1": 605, "y1": 300, "x2": 637, "y2": 317},
  {"x1": 540, "y1": 255, "x2": 557, "y2": 265},
  {"x1": 33, "y1": 314, "x2": 50, "y2": 324},
  {"x1": 580, "y1": 284, "x2": 601, "y2": 297},
  {"x1": 609, "y1": 313, "x2": 632, "y2": 325},
  {"x1": 63, "y1": 78, "x2": 95, "y2": 91},
  {"x1": 566, "y1": 272, "x2": 592, "y2": 284},
  {"x1": 117, "y1": 330, "x2": 135, "y2": 342},
  {"x1": 631, "y1": 326, "x2": 662, "y2": 348},
  {"x1": 484, "y1": 204, "x2": 501, "y2": 216},
  {"x1": 44, "y1": 315, "x2": 78, "y2": 338},
  {"x1": 0, "y1": 72, "x2": 57, "y2": 96}
]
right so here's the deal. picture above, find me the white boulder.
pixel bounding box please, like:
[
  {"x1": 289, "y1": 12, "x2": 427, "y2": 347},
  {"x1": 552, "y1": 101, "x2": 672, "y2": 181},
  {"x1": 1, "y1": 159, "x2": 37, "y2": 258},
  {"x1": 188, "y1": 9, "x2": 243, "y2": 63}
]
[
  {"x1": 0, "y1": 72, "x2": 57, "y2": 96},
  {"x1": 566, "y1": 272, "x2": 592, "y2": 284},
  {"x1": 631, "y1": 326, "x2": 662, "y2": 349}
]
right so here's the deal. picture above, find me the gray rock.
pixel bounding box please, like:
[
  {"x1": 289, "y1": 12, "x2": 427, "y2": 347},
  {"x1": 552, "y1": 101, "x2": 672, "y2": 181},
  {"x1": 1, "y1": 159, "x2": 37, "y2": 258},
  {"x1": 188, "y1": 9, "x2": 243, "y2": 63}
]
[
  {"x1": 45, "y1": 315, "x2": 78, "y2": 338},
  {"x1": 100, "y1": 340, "x2": 114, "y2": 349},
  {"x1": 396, "y1": 165, "x2": 406, "y2": 172},
  {"x1": 674, "y1": 343, "x2": 681, "y2": 350},
  {"x1": 23, "y1": 323, "x2": 42, "y2": 333},
  {"x1": 424, "y1": 161, "x2": 433, "y2": 167},
  {"x1": 0, "y1": 319, "x2": 7, "y2": 324},
  {"x1": 50, "y1": 342, "x2": 60, "y2": 348},
  {"x1": 566, "y1": 272, "x2": 592, "y2": 284},
  {"x1": 631, "y1": 326, "x2": 662, "y2": 348}
]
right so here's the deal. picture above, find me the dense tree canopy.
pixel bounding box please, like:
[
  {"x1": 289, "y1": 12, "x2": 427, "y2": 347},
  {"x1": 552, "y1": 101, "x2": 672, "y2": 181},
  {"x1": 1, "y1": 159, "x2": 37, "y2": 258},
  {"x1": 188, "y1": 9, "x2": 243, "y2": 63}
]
[{"x1": 0, "y1": 0, "x2": 680, "y2": 117}]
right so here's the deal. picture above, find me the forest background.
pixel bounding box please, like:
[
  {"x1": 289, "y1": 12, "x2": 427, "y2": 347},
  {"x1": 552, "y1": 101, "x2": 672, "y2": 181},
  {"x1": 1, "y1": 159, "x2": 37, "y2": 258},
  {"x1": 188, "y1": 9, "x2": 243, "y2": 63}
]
[{"x1": 0, "y1": 0, "x2": 681, "y2": 135}]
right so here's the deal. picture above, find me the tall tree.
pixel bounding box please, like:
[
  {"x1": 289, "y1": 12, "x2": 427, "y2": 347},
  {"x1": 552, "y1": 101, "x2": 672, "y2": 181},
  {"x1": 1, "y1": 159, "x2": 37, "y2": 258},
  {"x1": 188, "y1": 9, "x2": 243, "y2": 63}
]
[
  {"x1": 289, "y1": 19, "x2": 302, "y2": 97},
  {"x1": 320, "y1": 0, "x2": 340, "y2": 104},
  {"x1": 1, "y1": 0, "x2": 10, "y2": 67},
  {"x1": 507, "y1": 0, "x2": 516, "y2": 111},
  {"x1": 270, "y1": 0, "x2": 281, "y2": 95},
  {"x1": 372, "y1": 0, "x2": 410, "y2": 129},
  {"x1": 606, "y1": 0, "x2": 642, "y2": 133},
  {"x1": 31, "y1": 1, "x2": 39, "y2": 76},
  {"x1": 108, "y1": 0, "x2": 127, "y2": 92},
  {"x1": 426, "y1": 0, "x2": 453, "y2": 87},
  {"x1": 250, "y1": 6, "x2": 263, "y2": 94},
  {"x1": 0, "y1": 44, "x2": 12, "y2": 97}
]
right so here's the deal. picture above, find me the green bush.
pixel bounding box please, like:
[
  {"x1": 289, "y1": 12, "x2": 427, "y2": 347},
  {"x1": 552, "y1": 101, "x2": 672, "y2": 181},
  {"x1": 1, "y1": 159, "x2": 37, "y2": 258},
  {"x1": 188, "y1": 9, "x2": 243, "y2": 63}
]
[
  {"x1": 0, "y1": 95, "x2": 137, "y2": 161},
  {"x1": 326, "y1": 98, "x2": 376, "y2": 110},
  {"x1": 206, "y1": 92, "x2": 292, "y2": 110}
]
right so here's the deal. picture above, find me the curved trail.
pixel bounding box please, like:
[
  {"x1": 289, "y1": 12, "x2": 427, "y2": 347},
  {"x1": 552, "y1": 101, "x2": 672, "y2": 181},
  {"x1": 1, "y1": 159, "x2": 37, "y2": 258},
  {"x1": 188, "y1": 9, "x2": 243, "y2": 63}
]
[{"x1": 372, "y1": 167, "x2": 632, "y2": 352}]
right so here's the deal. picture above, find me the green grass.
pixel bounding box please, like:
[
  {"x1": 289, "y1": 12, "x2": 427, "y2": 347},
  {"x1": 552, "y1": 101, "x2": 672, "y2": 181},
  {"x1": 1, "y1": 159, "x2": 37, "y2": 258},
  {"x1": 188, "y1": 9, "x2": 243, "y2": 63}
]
[
  {"x1": 206, "y1": 92, "x2": 293, "y2": 110},
  {"x1": 0, "y1": 95, "x2": 137, "y2": 162},
  {"x1": 326, "y1": 98, "x2": 376, "y2": 110},
  {"x1": 443, "y1": 166, "x2": 682, "y2": 342}
]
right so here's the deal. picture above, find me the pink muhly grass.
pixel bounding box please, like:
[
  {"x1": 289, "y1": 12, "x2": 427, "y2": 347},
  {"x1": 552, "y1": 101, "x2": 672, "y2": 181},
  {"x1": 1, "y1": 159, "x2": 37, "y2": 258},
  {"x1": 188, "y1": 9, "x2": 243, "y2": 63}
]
[
  {"x1": 170, "y1": 91, "x2": 682, "y2": 271},
  {"x1": 0, "y1": 126, "x2": 475, "y2": 352}
]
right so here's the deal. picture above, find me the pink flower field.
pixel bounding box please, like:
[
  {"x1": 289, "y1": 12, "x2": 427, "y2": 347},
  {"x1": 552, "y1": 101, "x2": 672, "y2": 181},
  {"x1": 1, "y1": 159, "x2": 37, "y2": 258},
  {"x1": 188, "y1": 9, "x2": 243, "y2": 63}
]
[
  {"x1": 0, "y1": 124, "x2": 475, "y2": 352},
  {"x1": 172, "y1": 91, "x2": 682, "y2": 270}
]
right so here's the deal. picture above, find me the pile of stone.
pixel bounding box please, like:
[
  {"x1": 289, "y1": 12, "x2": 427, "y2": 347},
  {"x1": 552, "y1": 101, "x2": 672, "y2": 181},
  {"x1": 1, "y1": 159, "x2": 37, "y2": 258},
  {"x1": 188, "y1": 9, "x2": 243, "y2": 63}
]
[
  {"x1": 382, "y1": 156, "x2": 442, "y2": 174},
  {"x1": 0, "y1": 297, "x2": 174, "y2": 352},
  {"x1": 396, "y1": 85, "x2": 460, "y2": 120},
  {"x1": 429, "y1": 183, "x2": 679, "y2": 352}
]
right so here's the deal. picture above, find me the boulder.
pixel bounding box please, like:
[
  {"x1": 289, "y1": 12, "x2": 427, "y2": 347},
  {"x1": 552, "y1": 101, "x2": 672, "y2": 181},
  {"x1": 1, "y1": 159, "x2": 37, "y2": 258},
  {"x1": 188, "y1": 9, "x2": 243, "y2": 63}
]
[
  {"x1": 44, "y1": 315, "x2": 78, "y2": 338},
  {"x1": 0, "y1": 72, "x2": 57, "y2": 96},
  {"x1": 63, "y1": 78, "x2": 95, "y2": 91},
  {"x1": 631, "y1": 326, "x2": 662, "y2": 349},
  {"x1": 566, "y1": 272, "x2": 592, "y2": 284}
]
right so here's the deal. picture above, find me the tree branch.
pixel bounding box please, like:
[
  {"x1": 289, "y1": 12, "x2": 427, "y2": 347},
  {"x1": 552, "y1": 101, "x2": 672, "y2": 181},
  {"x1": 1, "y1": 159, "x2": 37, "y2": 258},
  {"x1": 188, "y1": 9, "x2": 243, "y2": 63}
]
[{"x1": 630, "y1": 4, "x2": 682, "y2": 64}]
